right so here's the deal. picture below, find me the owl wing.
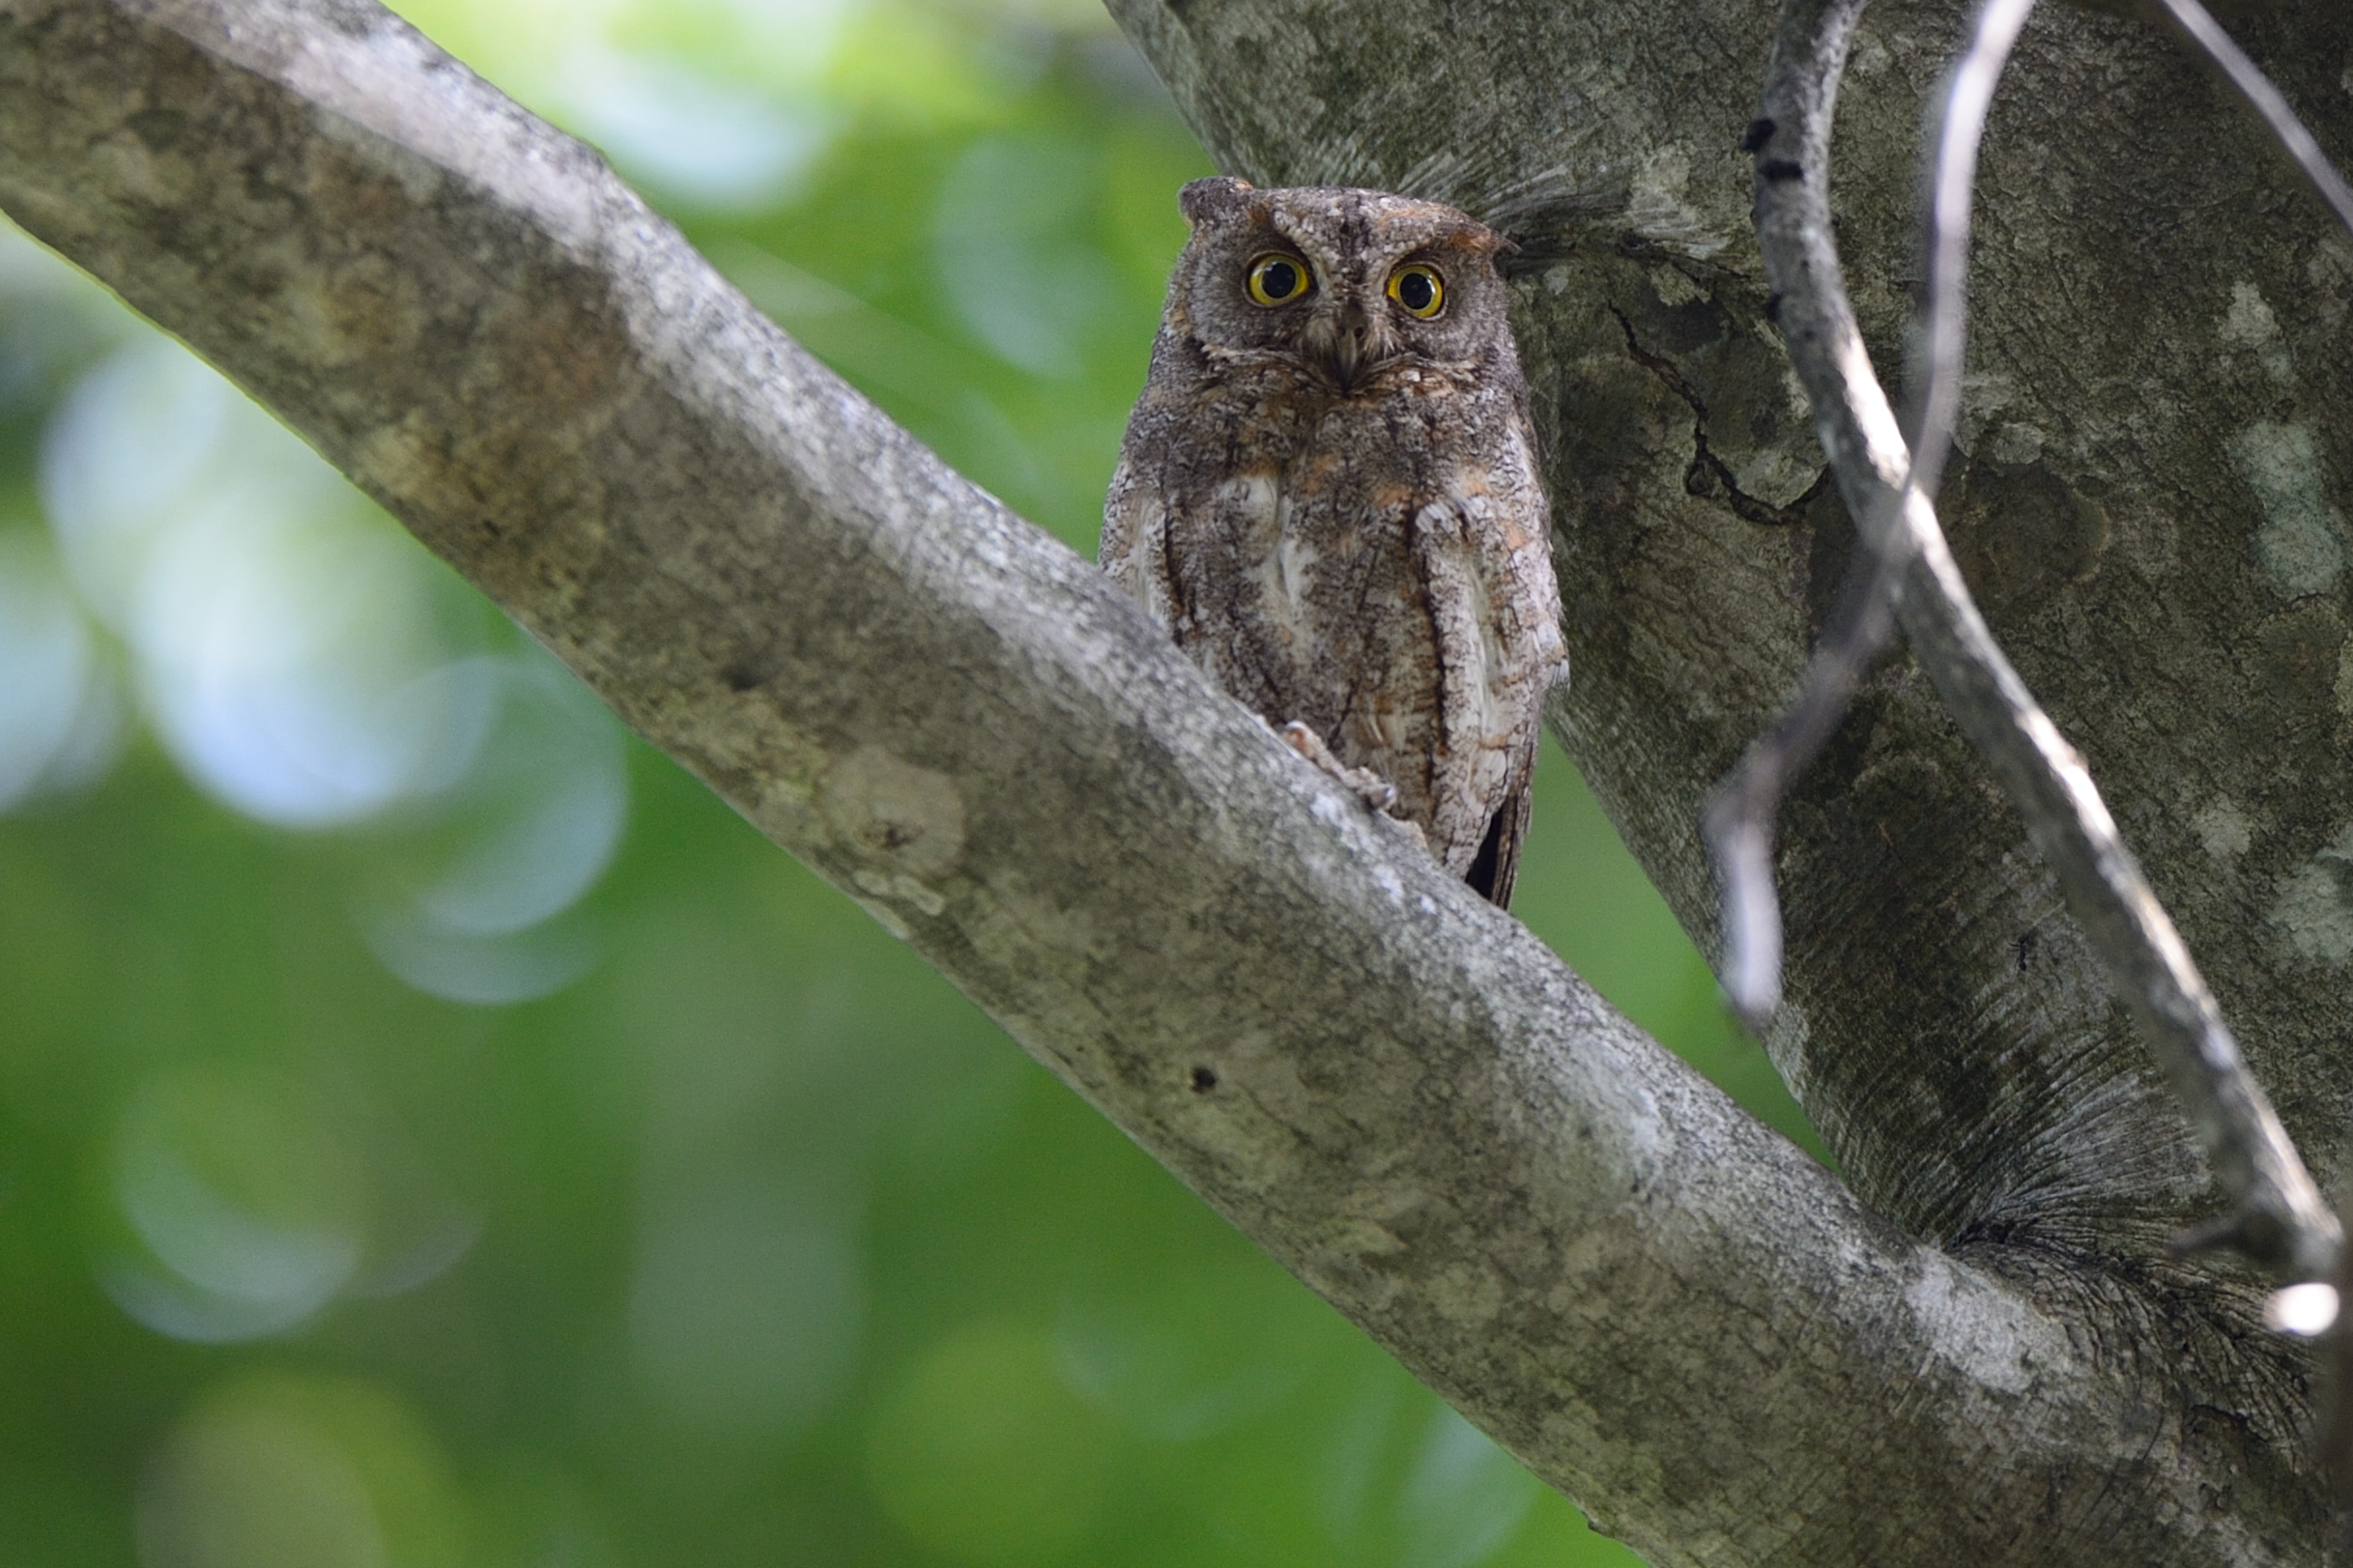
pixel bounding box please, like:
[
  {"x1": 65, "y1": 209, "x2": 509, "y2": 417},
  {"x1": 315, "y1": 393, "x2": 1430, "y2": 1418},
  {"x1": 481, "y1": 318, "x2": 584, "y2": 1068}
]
[
  {"x1": 1100, "y1": 452, "x2": 1175, "y2": 633},
  {"x1": 1467, "y1": 765, "x2": 1535, "y2": 909},
  {"x1": 1413, "y1": 425, "x2": 1564, "y2": 910}
]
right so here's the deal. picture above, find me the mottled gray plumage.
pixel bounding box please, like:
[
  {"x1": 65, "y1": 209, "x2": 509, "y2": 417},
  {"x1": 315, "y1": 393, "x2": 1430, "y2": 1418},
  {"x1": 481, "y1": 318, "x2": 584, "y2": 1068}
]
[{"x1": 1102, "y1": 177, "x2": 1565, "y2": 906}]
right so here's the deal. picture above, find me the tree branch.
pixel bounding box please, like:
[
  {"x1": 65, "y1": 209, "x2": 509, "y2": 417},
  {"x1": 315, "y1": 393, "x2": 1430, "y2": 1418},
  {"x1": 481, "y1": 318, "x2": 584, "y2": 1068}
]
[
  {"x1": 0, "y1": 0, "x2": 2335, "y2": 1559},
  {"x1": 1743, "y1": 0, "x2": 2338, "y2": 1284},
  {"x1": 2150, "y1": 0, "x2": 2353, "y2": 238},
  {"x1": 1111, "y1": 0, "x2": 2353, "y2": 1551},
  {"x1": 1706, "y1": 0, "x2": 2033, "y2": 1028}
]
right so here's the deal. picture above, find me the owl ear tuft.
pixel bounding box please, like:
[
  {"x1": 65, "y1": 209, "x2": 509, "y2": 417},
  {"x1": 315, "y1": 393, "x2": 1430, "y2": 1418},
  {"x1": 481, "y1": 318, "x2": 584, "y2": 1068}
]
[
  {"x1": 1449, "y1": 220, "x2": 1510, "y2": 259},
  {"x1": 1180, "y1": 177, "x2": 1256, "y2": 227}
]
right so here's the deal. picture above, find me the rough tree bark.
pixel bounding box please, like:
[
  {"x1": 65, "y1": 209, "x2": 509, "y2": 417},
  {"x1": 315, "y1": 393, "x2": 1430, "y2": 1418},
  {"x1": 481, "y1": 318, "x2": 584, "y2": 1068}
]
[{"x1": 0, "y1": 0, "x2": 2346, "y2": 1561}]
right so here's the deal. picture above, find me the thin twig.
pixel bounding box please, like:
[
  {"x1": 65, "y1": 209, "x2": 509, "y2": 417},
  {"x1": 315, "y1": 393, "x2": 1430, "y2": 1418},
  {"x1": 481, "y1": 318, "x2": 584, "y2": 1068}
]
[
  {"x1": 1742, "y1": 0, "x2": 2339, "y2": 1281},
  {"x1": 1707, "y1": 0, "x2": 2034, "y2": 1025},
  {"x1": 2333, "y1": 1198, "x2": 2353, "y2": 1518},
  {"x1": 1904, "y1": 0, "x2": 2036, "y2": 493},
  {"x1": 1702, "y1": 536, "x2": 1892, "y2": 1023},
  {"x1": 1720, "y1": 0, "x2": 2353, "y2": 1032},
  {"x1": 2149, "y1": 0, "x2": 2353, "y2": 238}
]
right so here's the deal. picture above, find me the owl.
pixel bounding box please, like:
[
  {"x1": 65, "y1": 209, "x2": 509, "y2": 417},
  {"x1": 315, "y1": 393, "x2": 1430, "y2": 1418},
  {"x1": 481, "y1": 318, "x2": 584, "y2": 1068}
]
[{"x1": 1101, "y1": 177, "x2": 1565, "y2": 907}]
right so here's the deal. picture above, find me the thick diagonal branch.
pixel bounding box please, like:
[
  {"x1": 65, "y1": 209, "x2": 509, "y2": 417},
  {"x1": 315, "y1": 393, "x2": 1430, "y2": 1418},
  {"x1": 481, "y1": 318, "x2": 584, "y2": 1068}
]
[
  {"x1": 5, "y1": 0, "x2": 2339, "y2": 1559},
  {"x1": 1746, "y1": 0, "x2": 2338, "y2": 1283},
  {"x1": 0, "y1": 1, "x2": 2232, "y2": 1564}
]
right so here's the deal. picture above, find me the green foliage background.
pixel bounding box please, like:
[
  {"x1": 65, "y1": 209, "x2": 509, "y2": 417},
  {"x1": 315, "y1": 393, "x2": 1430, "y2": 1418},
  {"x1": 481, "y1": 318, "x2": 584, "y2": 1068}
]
[{"x1": 0, "y1": 3, "x2": 1822, "y2": 1564}]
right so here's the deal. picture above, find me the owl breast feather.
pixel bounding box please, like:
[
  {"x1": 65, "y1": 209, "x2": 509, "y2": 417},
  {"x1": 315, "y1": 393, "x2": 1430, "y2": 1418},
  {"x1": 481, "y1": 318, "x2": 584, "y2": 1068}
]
[{"x1": 1102, "y1": 350, "x2": 1561, "y2": 906}]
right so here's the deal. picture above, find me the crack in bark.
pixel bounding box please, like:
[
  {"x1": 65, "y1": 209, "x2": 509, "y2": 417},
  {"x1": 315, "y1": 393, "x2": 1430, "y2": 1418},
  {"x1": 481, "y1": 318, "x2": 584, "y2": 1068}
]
[{"x1": 1607, "y1": 302, "x2": 1831, "y2": 528}]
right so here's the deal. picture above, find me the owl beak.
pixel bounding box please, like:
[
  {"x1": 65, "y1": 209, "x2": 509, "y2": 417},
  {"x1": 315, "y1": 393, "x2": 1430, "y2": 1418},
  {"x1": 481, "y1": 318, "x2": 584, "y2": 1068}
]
[
  {"x1": 1318, "y1": 302, "x2": 1372, "y2": 393},
  {"x1": 1331, "y1": 330, "x2": 1364, "y2": 392}
]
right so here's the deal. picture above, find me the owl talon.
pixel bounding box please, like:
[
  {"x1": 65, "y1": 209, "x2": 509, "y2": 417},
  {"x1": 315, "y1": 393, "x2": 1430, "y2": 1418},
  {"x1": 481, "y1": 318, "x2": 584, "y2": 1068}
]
[{"x1": 1279, "y1": 721, "x2": 1402, "y2": 815}]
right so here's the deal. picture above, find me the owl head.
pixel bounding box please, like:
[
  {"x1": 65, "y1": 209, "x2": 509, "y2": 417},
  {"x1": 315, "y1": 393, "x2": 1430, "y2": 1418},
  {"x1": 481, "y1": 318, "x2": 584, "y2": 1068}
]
[{"x1": 1164, "y1": 177, "x2": 1513, "y2": 394}]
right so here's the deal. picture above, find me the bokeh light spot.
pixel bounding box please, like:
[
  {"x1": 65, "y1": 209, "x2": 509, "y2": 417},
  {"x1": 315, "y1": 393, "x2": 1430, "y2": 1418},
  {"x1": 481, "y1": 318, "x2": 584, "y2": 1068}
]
[
  {"x1": 393, "y1": 656, "x2": 627, "y2": 939},
  {"x1": 132, "y1": 502, "x2": 473, "y2": 828},
  {"x1": 42, "y1": 338, "x2": 492, "y2": 831},
  {"x1": 559, "y1": 48, "x2": 836, "y2": 211},
  {"x1": 137, "y1": 1373, "x2": 464, "y2": 1568},
  {"x1": 98, "y1": 1067, "x2": 367, "y2": 1343},
  {"x1": 866, "y1": 1321, "x2": 1119, "y2": 1565},
  {"x1": 359, "y1": 907, "x2": 603, "y2": 1009},
  {"x1": 0, "y1": 529, "x2": 124, "y2": 812},
  {"x1": 353, "y1": 652, "x2": 627, "y2": 1004},
  {"x1": 933, "y1": 136, "x2": 1119, "y2": 378},
  {"x1": 40, "y1": 339, "x2": 233, "y2": 628},
  {"x1": 1395, "y1": 1407, "x2": 1541, "y2": 1568},
  {"x1": 627, "y1": 1180, "x2": 865, "y2": 1439}
]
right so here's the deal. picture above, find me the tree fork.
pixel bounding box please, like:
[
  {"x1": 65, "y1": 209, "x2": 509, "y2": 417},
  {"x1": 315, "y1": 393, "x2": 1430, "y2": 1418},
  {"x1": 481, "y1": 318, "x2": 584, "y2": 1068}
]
[{"x1": 0, "y1": 0, "x2": 2343, "y2": 1560}]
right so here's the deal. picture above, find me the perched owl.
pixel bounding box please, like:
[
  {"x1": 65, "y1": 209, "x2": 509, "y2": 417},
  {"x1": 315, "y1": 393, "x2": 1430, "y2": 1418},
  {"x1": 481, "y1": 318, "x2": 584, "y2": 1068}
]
[{"x1": 1102, "y1": 177, "x2": 1565, "y2": 907}]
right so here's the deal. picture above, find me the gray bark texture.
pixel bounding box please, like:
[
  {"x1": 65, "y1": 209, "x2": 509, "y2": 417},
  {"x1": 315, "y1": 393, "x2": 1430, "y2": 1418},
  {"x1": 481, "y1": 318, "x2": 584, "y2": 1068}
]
[{"x1": 0, "y1": 0, "x2": 2345, "y2": 1561}]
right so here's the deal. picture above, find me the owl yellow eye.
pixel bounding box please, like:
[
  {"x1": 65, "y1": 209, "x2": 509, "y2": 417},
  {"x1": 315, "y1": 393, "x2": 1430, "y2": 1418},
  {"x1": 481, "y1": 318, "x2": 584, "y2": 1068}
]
[
  {"x1": 1246, "y1": 253, "x2": 1312, "y2": 306},
  {"x1": 1387, "y1": 264, "x2": 1445, "y2": 319}
]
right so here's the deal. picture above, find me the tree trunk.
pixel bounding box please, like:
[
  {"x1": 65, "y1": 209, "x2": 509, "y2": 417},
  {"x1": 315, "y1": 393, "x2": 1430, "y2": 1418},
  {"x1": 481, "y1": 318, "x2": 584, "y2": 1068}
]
[
  {"x1": 3, "y1": 0, "x2": 2347, "y2": 1560},
  {"x1": 1122, "y1": 0, "x2": 2353, "y2": 1549}
]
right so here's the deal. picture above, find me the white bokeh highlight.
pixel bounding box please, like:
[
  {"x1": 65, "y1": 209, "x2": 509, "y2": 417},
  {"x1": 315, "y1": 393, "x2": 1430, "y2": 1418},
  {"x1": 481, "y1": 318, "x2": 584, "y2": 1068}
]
[
  {"x1": 43, "y1": 342, "x2": 479, "y2": 829},
  {"x1": 2266, "y1": 1280, "x2": 2339, "y2": 1336},
  {"x1": 0, "y1": 530, "x2": 125, "y2": 812},
  {"x1": 355, "y1": 654, "x2": 629, "y2": 1005},
  {"x1": 33, "y1": 333, "x2": 629, "y2": 1007},
  {"x1": 98, "y1": 1069, "x2": 369, "y2": 1344},
  {"x1": 559, "y1": 45, "x2": 838, "y2": 211}
]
